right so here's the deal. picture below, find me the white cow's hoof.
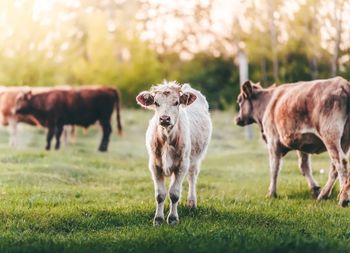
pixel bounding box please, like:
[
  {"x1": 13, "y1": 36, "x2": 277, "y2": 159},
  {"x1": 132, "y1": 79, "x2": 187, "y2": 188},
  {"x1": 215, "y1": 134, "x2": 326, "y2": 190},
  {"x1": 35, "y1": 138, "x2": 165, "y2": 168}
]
[
  {"x1": 167, "y1": 215, "x2": 179, "y2": 225},
  {"x1": 187, "y1": 199, "x2": 197, "y2": 209},
  {"x1": 265, "y1": 192, "x2": 277, "y2": 199},
  {"x1": 153, "y1": 216, "x2": 164, "y2": 226}
]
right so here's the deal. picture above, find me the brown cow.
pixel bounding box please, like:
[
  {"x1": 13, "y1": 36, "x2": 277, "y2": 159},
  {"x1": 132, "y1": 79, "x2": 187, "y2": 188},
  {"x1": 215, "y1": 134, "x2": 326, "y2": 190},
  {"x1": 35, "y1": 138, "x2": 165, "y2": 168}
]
[
  {"x1": 15, "y1": 86, "x2": 122, "y2": 152},
  {"x1": 0, "y1": 86, "x2": 76, "y2": 147},
  {"x1": 235, "y1": 77, "x2": 350, "y2": 207}
]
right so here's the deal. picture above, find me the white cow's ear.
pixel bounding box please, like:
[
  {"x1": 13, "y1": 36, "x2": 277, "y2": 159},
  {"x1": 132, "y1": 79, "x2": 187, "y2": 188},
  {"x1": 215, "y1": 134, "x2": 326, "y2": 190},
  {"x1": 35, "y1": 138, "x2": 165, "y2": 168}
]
[
  {"x1": 136, "y1": 91, "x2": 154, "y2": 109},
  {"x1": 180, "y1": 92, "x2": 196, "y2": 106}
]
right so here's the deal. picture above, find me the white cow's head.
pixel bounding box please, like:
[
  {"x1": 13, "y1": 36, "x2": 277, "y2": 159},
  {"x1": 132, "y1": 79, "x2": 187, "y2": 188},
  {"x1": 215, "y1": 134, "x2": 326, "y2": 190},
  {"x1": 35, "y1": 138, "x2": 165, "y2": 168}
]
[{"x1": 136, "y1": 81, "x2": 196, "y2": 130}]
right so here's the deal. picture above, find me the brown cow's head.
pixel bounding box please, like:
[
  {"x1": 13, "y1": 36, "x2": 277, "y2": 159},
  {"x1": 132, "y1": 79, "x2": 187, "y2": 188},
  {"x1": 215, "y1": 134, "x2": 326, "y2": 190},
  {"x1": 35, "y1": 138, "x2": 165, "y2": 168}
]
[
  {"x1": 136, "y1": 81, "x2": 196, "y2": 130},
  {"x1": 15, "y1": 91, "x2": 33, "y2": 114},
  {"x1": 235, "y1": 80, "x2": 262, "y2": 126}
]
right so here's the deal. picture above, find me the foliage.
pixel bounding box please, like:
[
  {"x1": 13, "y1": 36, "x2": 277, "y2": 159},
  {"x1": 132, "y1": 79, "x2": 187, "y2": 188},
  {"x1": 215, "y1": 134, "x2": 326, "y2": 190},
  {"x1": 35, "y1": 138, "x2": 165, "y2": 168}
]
[
  {"x1": 173, "y1": 53, "x2": 239, "y2": 110},
  {"x1": 0, "y1": 0, "x2": 349, "y2": 108}
]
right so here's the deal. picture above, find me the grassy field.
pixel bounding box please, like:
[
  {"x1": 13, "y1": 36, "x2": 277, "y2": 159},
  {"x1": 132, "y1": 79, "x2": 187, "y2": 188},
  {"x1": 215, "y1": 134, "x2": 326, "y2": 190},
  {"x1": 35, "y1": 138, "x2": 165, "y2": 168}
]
[{"x1": 0, "y1": 109, "x2": 349, "y2": 253}]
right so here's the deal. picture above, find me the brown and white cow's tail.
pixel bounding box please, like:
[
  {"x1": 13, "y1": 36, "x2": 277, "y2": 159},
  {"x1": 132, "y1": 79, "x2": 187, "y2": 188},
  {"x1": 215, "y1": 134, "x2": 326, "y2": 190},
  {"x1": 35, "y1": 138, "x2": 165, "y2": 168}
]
[{"x1": 114, "y1": 89, "x2": 123, "y2": 136}]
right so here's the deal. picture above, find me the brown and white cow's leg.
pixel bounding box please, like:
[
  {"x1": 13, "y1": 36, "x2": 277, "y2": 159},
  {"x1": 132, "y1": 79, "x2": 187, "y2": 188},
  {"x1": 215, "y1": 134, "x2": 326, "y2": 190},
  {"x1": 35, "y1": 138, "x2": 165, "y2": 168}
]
[
  {"x1": 168, "y1": 164, "x2": 188, "y2": 225},
  {"x1": 151, "y1": 166, "x2": 167, "y2": 225},
  {"x1": 98, "y1": 120, "x2": 112, "y2": 152},
  {"x1": 297, "y1": 151, "x2": 320, "y2": 198},
  {"x1": 318, "y1": 164, "x2": 338, "y2": 200},
  {"x1": 46, "y1": 127, "x2": 55, "y2": 150},
  {"x1": 187, "y1": 161, "x2": 200, "y2": 209},
  {"x1": 267, "y1": 148, "x2": 282, "y2": 198},
  {"x1": 323, "y1": 139, "x2": 349, "y2": 206}
]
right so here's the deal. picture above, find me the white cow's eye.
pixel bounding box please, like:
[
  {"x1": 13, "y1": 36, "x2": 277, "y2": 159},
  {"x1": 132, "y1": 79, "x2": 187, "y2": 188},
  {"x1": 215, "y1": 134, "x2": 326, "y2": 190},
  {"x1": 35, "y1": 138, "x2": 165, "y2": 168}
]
[
  {"x1": 155, "y1": 102, "x2": 160, "y2": 107},
  {"x1": 173, "y1": 101, "x2": 179, "y2": 106}
]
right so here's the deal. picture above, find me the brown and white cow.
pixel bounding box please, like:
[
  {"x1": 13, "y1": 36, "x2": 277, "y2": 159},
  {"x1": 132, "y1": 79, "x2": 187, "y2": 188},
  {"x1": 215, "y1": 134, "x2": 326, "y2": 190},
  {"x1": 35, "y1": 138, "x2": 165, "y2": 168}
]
[
  {"x1": 15, "y1": 86, "x2": 123, "y2": 152},
  {"x1": 0, "y1": 87, "x2": 44, "y2": 146},
  {"x1": 137, "y1": 81, "x2": 212, "y2": 225},
  {"x1": 235, "y1": 76, "x2": 350, "y2": 207}
]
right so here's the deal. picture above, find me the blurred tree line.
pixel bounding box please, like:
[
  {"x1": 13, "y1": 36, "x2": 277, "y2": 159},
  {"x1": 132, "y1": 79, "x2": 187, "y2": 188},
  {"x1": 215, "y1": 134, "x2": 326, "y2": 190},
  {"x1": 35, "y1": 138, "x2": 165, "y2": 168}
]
[{"x1": 0, "y1": 0, "x2": 349, "y2": 109}]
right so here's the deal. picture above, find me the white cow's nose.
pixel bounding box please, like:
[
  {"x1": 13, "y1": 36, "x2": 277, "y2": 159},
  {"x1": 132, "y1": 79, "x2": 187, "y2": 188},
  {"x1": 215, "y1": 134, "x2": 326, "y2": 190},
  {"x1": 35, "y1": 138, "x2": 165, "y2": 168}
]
[{"x1": 159, "y1": 115, "x2": 171, "y2": 126}]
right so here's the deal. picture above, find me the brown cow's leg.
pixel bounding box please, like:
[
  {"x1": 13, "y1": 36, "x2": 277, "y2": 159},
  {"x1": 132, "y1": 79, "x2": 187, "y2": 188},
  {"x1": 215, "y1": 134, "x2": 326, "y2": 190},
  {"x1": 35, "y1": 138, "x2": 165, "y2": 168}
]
[
  {"x1": 297, "y1": 151, "x2": 320, "y2": 198},
  {"x1": 98, "y1": 120, "x2": 112, "y2": 152},
  {"x1": 54, "y1": 125, "x2": 63, "y2": 150},
  {"x1": 46, "y1": 127, "x2": 55, "y2": 150},
  {"x1": 318, "y1": 164, "x2": 338, "y2": 200},
  {"x1": 267, "y1": 149, "x2": 281, "y2": 198}
]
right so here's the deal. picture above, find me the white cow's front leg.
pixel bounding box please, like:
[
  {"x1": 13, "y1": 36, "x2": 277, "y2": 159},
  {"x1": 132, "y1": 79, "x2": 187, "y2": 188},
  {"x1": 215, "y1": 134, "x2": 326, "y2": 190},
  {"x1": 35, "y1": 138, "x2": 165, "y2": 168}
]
[
  {"x1": 151, "y1": 166, "x2": 167, "y2": 225},
  {"x1": 168, "y1": 163, "x2": 188, "y2": 225}
]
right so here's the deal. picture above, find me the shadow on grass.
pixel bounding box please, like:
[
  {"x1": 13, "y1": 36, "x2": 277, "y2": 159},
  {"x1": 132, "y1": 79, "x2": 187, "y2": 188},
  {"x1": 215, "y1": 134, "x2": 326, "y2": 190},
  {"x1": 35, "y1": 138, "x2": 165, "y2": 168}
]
[
  {"x1": 286, "y1": 189, "x2": 338, "y2": 201},
  {"x1": 0, "y1": 205, "x2": 348, "y2": 253}
]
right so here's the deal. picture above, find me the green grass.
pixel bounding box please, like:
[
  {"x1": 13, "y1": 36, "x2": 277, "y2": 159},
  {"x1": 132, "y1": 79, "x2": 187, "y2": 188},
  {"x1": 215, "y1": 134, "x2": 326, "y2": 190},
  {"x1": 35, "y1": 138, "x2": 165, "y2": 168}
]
[{"x1": 0, "y1": 109, "x2": 349, "y2": 253}]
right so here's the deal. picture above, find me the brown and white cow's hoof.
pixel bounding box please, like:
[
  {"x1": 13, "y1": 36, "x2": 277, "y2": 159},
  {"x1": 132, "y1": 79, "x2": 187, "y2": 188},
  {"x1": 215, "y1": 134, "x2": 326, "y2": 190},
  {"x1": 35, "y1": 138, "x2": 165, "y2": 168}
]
[
  {"x1": 311, "y1": 186, "x2": 321, "y2": 198},
  {"x1": 266, "y1": 192, "x2": 277, "y2": 199},
  {"x1": 167, "y1": 214, "x2": 179, "y2": 225},
  {"x1": 339, "y1": 199, "x2": 350, "y2": 208},
  {"x1": 153, "y1": 216, "x2": 164, "y2": 226},
  {"x1": 317, "y1": 189, "x2": 331, "y2": 201},
  {"x1": 187, "y1": 199, "x2": 197, "y2": 209}
]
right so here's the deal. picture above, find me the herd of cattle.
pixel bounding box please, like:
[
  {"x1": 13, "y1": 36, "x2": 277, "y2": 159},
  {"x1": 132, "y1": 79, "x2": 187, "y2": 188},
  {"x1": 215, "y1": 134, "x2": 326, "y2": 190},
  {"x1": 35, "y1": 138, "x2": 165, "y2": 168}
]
[
  {"x1": 0, "y1": 85, "x2": 122, "y2": 152},
  {"x1": 1, "y1": 77, "x2": 349, "y2": 225},
  {"x1": 137, "y1": 77, "x2": 350, "y2": 225}
]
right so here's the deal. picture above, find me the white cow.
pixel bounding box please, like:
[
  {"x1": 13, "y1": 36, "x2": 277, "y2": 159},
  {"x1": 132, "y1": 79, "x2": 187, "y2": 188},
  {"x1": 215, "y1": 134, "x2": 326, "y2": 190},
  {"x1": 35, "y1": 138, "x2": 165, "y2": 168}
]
[{"x1": 136, "y1": 81, "x2": 212, "y2": 225}]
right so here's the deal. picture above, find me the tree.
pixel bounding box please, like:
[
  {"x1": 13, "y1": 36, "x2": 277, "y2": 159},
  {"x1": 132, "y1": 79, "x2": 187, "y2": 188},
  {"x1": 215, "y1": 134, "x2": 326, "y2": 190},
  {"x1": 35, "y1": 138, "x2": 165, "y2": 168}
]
[{"x1": 331, "y1": 0, "x2": 345, "y2": 76}]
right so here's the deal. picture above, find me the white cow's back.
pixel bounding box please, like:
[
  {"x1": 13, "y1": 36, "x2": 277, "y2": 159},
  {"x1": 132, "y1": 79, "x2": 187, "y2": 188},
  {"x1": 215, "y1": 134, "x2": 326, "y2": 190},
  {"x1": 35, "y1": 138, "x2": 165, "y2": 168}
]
[{"x1": 181, "y1": 84, "x2": 212, "y2": 163}]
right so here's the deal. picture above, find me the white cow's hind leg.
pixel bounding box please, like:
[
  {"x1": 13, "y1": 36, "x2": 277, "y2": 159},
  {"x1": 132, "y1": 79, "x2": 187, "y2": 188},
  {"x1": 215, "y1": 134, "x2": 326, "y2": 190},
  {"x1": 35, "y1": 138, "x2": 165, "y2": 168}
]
[
  {"x1": 187, "y1": 161, "x2": 200, "y2": 208},
  {"x1": 8, "y1": 119, "x2": 17, "y2": 147}
]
